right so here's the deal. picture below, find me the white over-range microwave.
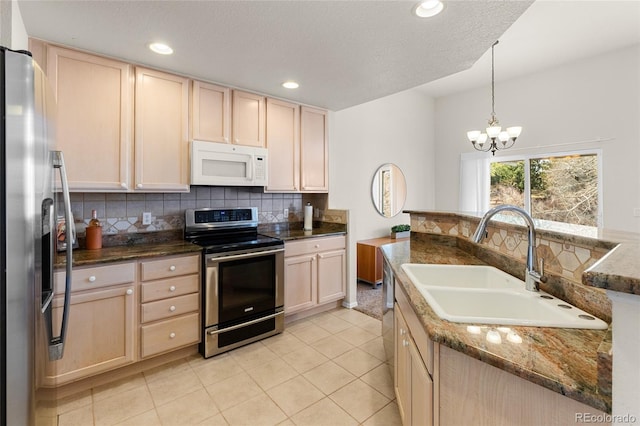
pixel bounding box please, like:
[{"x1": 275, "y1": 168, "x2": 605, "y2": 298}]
[{"x1": 191, "y1": 140, "x2": 268, "y2": 186}]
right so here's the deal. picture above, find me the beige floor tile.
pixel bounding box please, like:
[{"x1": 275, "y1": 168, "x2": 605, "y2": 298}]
[
  {"x1": 48, "y1": 389, "x2": 93, "y2": 416},
  {"x1": 335, "y1": 326, "x2": 377, "y2": 347},
  {"x1": 205, "y1": 371, "x2": 264, "y2": 411},
  {"x1": 198, "y1": 413, "x2": 229, "y2": 425},
  {"x1": 289, "y1": 323, "x2": 331, "y2": 344},
  {"x1": 114, "y1": 409, "x2": 162, "y2": 426},
  {"x1": 93, "y1": 386, "x2": 155, "y2": 426},
  {"x1": 331, "y1": 308, "x2": 373, "y2": 326},
  {"x1": 221, "y1": 393, "x2": 287, "y2": 425},
  {"x1": 360, "y1": 364, "x2": 395, "y2": 399},
  {"x1": 309, "y1": 313, "x2": 352, "y2": 334},
  {"x1": 333, "y1": 348, "x2": 383, "y2": 377},
  {"x1": 357, "y1": 318, "x2": 383, "y2": 336},
  {"x1": 192, "y1": 353, "x2": 245, "y2": 386},
  {"x1": 358, "y1": 337, "x2": 387, "y2": 361},
  {"x1": 230, "y1": 341, "x2": 278, "y2": 370},
  {"x1": 282, "y1": 346, "x2": 329, "y2": 374},
  {"x1": 92, "y1": 373, "x2": 146, "y2": 402},
  {"x1": 246, "y1": 357, "x2": 299, "y2": 390},
  {"x1": 261, "y1": 332, "x2": 307, "y2": 357},
  {"x1": 302, "y1": 361, "x2": 356, "y2": 395},
  {"x1": 266, "y1": 376, "x2": 324, "y2": 417},
  {"x1": 284, "y1": 318, "x2": 314, "y2": 334},
  {"x1": 329, "y1": 379, "x2": 390, "y2": 423},
  {"x1": 143, "y1": 358, "x2": 192, "y2": 384},
  {"x1": 310, "y1": 335, "x2": 354, "y2": 359},
  {"x1": 57, "y1": 404, "x2": 93, "y2": 426},
  {"x1": 361, "y1": 401, "x2": 403, "y2": 426},
  {"x1": 146, "y1": 368, "x2": 204, "y2": 407},
  {"x1": 290, "y1": 397, "x2": 358, "y2": 426},
  {"x1": 276, "y1": 419, "x2": 295, "y2": 426},
  {"x1": 156, "y1": 388, "x2": 219, "y2": 426}
]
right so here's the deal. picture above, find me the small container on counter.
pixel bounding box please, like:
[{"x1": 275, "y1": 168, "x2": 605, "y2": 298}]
[{"x1": 85, "y1": 209, "x2": 102, "y2": 250}]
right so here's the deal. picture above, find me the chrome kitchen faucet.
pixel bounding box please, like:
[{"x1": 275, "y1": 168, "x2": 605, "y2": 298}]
[{"x1": 473, "y1": 205, "x2": 546, "y2": 292}]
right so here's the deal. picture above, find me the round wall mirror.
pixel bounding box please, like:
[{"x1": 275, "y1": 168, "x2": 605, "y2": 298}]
[{"x1": 371, "y1": 163, "x2": 407, "y2": 217}]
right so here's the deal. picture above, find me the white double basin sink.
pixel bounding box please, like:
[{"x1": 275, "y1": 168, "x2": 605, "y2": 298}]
[{"x1": 401, "y1": 264, "x2": 607, "y2": 330}]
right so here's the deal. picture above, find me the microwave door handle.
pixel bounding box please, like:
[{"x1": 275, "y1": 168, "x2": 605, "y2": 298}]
[
  {"x1": 247, "y1": 156, "x2": 253, "y2": 181},
  {"x1": 49, "y1": 151, "x2": 74, "y2": 361}
]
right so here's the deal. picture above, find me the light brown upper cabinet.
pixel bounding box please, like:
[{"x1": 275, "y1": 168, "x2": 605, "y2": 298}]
[
  {"x1": 300, "y1": 106, "x2": 329, "y2": 192},
  {"x1": 232, "y1": 90, "x2": 266, "y2": 147},
  {"x1": 192, "y1": 81, "x2": 230, "y2": 144},
  {"x1": 265, "y1": 98, "x2": 300, "y2": 191},
  {"x1": 134, "y1": 67, "x2": 190, "y2": 192},
  {"x1": 47, "y1": 45, "x2": 133, "y2": 191}
]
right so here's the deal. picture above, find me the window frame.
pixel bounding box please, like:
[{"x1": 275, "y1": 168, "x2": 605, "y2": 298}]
[{"x1": 488, "y1": 148, "x2": 604, "y2": 230}]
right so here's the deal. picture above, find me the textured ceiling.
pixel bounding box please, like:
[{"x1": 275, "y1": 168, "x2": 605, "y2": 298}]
[{"x1": 17, "y1": 0, "x2": 532, "y2": 111}]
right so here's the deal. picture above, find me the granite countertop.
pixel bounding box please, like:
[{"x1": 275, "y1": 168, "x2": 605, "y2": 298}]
[
  {"x1": 381, "y1": 233, "x2": 611, "y2": 414},
  {"x1": 55, "y1": 240, "x2": 202, "y2": 267},
  {"x1": 259, "y1": 221, "x2": 347, "y2": 241},
  {"x1": 583, "y1": 243, "x2": 640, "y2": 295}
]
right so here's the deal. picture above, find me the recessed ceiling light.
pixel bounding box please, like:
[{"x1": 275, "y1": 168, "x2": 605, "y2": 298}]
[
  {"x1": 149, "y1": 42, "x2": 173, "y2": 55},
  {"x1": 414, "y1": 0, "x2": 444, "y2": 18},
  {"x1": 282, "y1": 81, "x2": 299, "y2": 89}
]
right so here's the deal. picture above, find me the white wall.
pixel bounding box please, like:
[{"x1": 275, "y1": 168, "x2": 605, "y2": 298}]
[
  {"x1": 433, "y1": 44, "x2": 640, "y2": 234},
  {"x1": 0, "y1": 0, "x2": 28, "y2": 50},
  {"x1": 329, "y1": 89, "x2": 435, "y2": 305}
]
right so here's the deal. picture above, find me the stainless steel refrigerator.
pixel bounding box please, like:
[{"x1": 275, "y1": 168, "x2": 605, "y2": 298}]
[{"x1": 1, "y1": 47, "x2": 74, "y2": 425}]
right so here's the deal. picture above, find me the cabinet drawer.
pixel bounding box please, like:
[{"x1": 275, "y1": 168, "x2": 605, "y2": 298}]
[
  {"x1": 140, "y1": 313, "x2": 199, "y2": 358},
  {"x1": 54, "y1": 262, "x2": 135, "y2": 293},
  {"x1": 140, "y1": 254, "x2": 200, "y2": 281},
  {"x1": 141, "y1": 275, "x2": 200, "y2": 303},
  {"x1": 285, "y1": 236, "x2": 345, "y2": 257},
  {"x1": 141, "y1": 293, "x2": 199, "y2": 323}
]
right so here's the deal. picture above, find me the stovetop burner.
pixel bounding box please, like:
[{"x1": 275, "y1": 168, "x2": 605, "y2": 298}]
[{"x1": 184, "y1": 207, "x2": 283, "y2": 254}]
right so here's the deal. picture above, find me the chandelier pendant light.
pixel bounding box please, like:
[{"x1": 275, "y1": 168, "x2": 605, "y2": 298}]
[{"x1": 467, "y1": 40, "x2": 522, "y2": 155}]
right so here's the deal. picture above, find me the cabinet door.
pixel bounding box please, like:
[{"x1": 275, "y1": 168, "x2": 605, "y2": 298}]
[
  {"x1": 42, "y1": 285, "x2": 136, "y2": 386},
  {"x1": 410, "y1": 337, "x2": 433, "y2": 426},
  {"x1": 47, "y1": 45, "x2": 132, "y2": 191},
  {"x1": 265, "y1": 98, "x2": 300, "y2": 191},
  {"x1": 192, "y1": 81, "x2": 230, "y2": 144},
  {"x1": 134, "y1": 67, "x2": 190, "y2": 192},
  {"x1": 395, "y1": 305, "x2": 411, "y2": 425},
  {"x1": 317, "y1": 249, "x2": 346, "y2": 304},
  {"x1": 232, "y1": 90, "x2": 265, "y2": 147},
  {"x1": 284, "y1": 254, "x2": 317, "y2": 314},
  {"x1": 300, "y1": 106, "x2": 328, "y2": 192}
]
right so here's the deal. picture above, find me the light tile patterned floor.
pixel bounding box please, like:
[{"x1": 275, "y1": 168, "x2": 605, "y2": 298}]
[{"x1": 45, "y1": 308, "x2": 401, "y2": 426}]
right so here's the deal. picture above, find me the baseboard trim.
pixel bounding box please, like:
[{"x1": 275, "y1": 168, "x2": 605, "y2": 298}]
[{"x1": 342, "y1": 300, "x2": 358, "y2": 309}]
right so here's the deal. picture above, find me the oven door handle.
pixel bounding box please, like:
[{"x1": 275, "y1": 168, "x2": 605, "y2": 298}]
[
  {"x1": 207, "y1": 311, "x2": 284, "y2": 336},
  {"x1": 207, "y1": 247, "x2": 284, "y2": 262}
]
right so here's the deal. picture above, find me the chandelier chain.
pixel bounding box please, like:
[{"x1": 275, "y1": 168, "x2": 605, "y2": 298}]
[{"x1": 491, "y1": 40, "x2": 498, "y2": 120}]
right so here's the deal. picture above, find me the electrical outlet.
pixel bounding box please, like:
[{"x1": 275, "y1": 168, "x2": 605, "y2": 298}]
[
  {"x1": 283, "y1": 208, "x2": 289, "y2": 217},
  {"x1": 142, "y1": 212, "x2": 152, "y2": 225}
]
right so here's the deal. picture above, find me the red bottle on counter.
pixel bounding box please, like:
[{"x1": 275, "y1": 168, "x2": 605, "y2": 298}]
[{"x1": 85, "y1": 209, "x2": 102, "y2": 250}]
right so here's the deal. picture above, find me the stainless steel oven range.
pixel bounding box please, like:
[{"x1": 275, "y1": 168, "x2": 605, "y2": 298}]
[{"x1": 185, "y1": 207, "x2": 284, "y2": 358}]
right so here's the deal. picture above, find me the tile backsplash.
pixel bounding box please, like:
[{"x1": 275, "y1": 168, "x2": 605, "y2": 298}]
[{"x1": 68, "y1": 186, "x2": 329, "y2": 235}]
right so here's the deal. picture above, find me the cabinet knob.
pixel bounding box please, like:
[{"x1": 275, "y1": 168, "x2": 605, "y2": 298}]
[
  {"x1": 315, "y1": 244, "x2": 320, "y2": 248},
  {"x1": 169, "y1": 265, "x2": 176, "y2": 271},
  {"x1": 400, "y1": 328, "x2": 406, "y2": 336},
  {"x1": 169, "y1": 285, "x2": 176, "y2": 292},
  {"x1": 120, "y1": 182, "x2": 127, "y2": 189},
  {"x1": 136, "y1": 183, "x2": 143, "y2": 189},
  {"x1": 126, "y1": 289, "x2": 133, "y2": 295},
  {"x1": 402, "y1": 340, "x2": 409, "y2": 347},
  {"x1": 169, "y1": 305, "x2": 176, "y2": 312},
  {"x1": 169, "y1": 332, "x2": 176, "y2": 339},
  {"x1": 88, "y1": 276, "x2": 96, "y2": 283},
  {"x1": 224, "y1": 137, "x2": 229, "y2": 142},
  {"x1": 234, "y1": 138, "x2": 239, "y2": 143}
]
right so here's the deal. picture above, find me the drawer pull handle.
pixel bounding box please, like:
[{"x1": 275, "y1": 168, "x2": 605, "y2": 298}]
[
  {"x1": 88, "y1": 276, "x2": 96, "y2": 283},
  {"x1": 169, "y1": 265, "x2": 176, "y2": 271},
  {"x1": 126, "y1": 289, "x2": 133, "y2": 295},
  {"x1": 169, "y1": 305, "x2": 176, "y2": 312},
  {"x1": 169, "y1": 285, "x2": 176, "y2": 292},
  {"x1": 169, "y1": 332, "x2": 176, "y2": 339}
]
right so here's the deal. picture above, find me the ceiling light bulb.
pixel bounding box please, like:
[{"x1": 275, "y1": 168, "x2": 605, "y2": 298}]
[
  {"x1": 507, "y1": 126, "x2": 522, "y2": 138},
  {"x1": 477, "y1": 133, "x2": 488, "y2": 146},
  {"x1": 486, "y1": 125, "x2": 502, "y2": 139},
  {"x1": 467, "y1": 130, "x2": 480, "y2": 142},
  {"x1": 149, "y1": 43, "x2": 173, "y2": 55},
  {"x1": 282, "y1": 81, "x2": 299, "y2": 89},
  {"x1": 414, "y1": 0, "x2": 444, "y2": 18}
]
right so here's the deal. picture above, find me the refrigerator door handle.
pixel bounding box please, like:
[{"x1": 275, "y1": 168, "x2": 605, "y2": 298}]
[{"x1": 49, "y1": 151, "x2": 74, "y2": 361}]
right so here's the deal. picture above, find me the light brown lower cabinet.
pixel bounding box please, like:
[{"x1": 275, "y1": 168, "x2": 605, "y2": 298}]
[
  {"x1": 42, "y1": 262, "x2": 137, "y2": 387},
  {"x1": 284, "y1": 236, "x2": 346, "y2": 315},
  {"x1": 394, "y1": 282, "x2": 610, "y2": 426}
]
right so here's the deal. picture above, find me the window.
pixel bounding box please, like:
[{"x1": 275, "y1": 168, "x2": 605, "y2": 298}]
[{"x1": 489, "y1": 150, "x2": 602, "y2": 234}]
